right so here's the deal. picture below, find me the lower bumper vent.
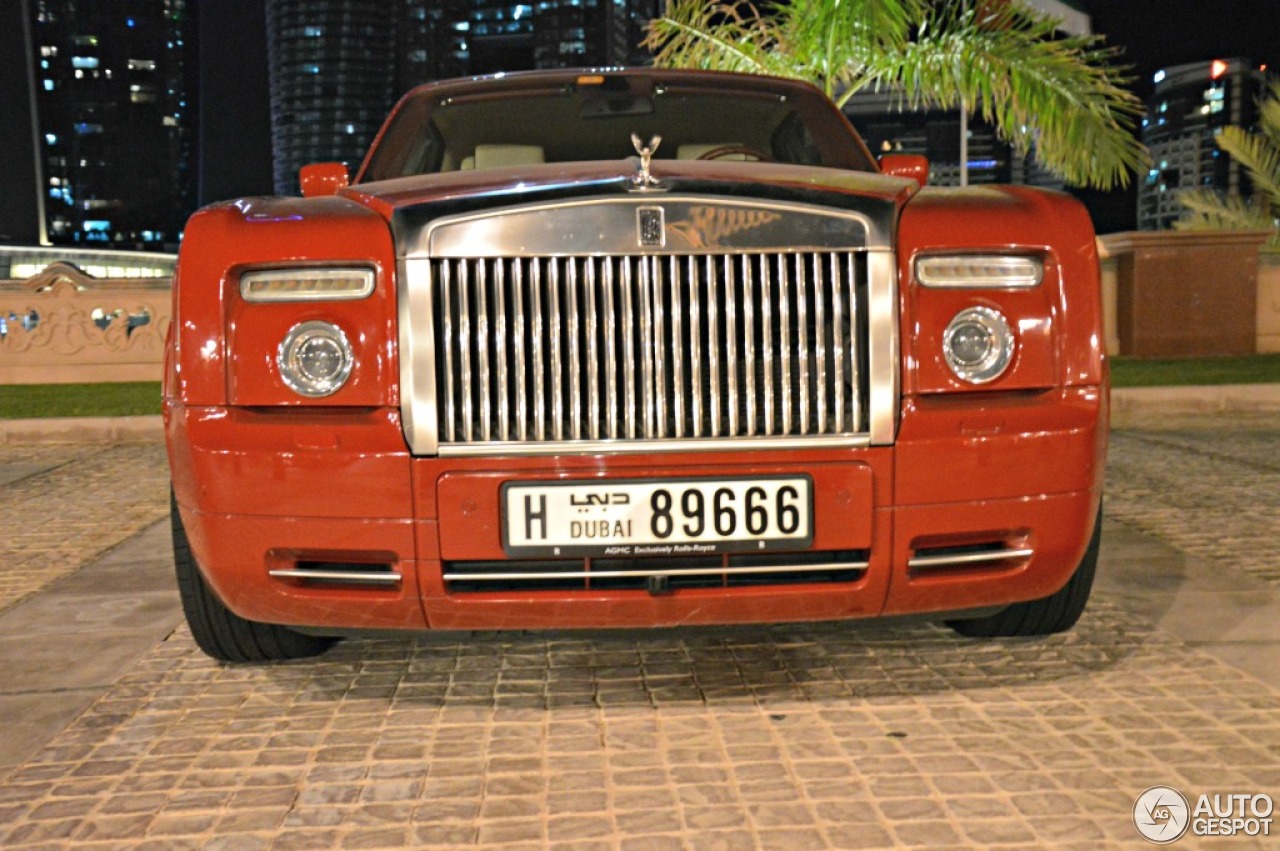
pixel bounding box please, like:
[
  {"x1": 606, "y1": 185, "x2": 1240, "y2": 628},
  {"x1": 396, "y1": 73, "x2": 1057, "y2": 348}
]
[
  {"x1": 443, "y1": 550, "x2": 869, "y2": 594},
  {"x1": 269, "y1": 561, "x2": 402, "y2": 587},
  {"x1": 908, "y1": 542, "x2": 1033, "y2": 574}
]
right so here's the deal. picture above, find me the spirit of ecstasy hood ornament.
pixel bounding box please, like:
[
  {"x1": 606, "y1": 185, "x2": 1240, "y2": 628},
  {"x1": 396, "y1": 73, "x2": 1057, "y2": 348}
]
[{"x1": 631, "y1": 133, "x2": 661, "y2": 188}]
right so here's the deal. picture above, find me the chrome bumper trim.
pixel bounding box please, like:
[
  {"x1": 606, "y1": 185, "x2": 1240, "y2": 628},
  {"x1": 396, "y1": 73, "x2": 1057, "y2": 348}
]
[
  {"x1": 443, "y1": 561, "x2": 870, "y2": 583},
  {"x1": 907, "y1": 547, "x2": 1035, "y2": 570},
  {"x1": 268, "y1": 569, "x2": 403, "y2": 585}
]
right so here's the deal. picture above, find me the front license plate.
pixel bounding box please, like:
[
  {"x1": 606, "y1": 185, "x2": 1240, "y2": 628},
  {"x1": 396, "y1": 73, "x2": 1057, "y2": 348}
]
[{"x1": 502, "y1": 476, "x2": 813, "y2": 558}]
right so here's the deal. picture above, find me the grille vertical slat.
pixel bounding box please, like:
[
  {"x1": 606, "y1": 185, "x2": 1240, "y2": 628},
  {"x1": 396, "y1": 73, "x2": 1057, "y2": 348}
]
[
  {"x1": 743, "y1": 256, "x2": 756, "y2": 435},
  {"x1": 531, "y1": 261, "x2": 545, "y2": 441},
  {"x1": 815, "y1": 254, "x2": 827, "y2": 434},
  {"x1": 849, "y1": 252, "x2": 862, "y2": 434},
  {"x1": 603, "y1": 260, "x2": 618, "y2": 439},
  {"x1": 779, "y1": 255, "x2": 792, "y2": 436},
  {"x1": 622, "y1": 259, "x2": 637, "y2": 439},
  {"x1": 653, "y1": 259, "x2": 667, "y2": 438},
  {"x1": 762, "y1": 257, "x2": 774, "y2": 435},
  {"x1": 513, "y1": 261, "x2": 527, "y2": 442},
  {"x1": 707, "y1": 255, "x2": 721, "y2": 437},
  {"x1": 549, "y1": 259, "x2": 563, "y2": 441},
  {"x1": 641, "y1": 258, "x2": 656, "y2": 439},
  {"x1": 796, "y1": 254, "x2": 810, "y2": 435},
  {"x1": 670, "y1": 256, "x2": 685, "y2": 438},
  {"x1": 458, "y1": 262, "x2": 473, "y2": 442},
  {"x1": 586, "y1": 260, "x2": 600, "y2": 440},
  {"x1": 689, "y1": 256, "x2": 703, "y2": 438},
  {"x1": 440, "y1": 262, "x2": 456, "y2": 442},
  {"x1": 495, "y1": 261, "x2": 509, "y2": 441},
  {"x1": 477, "y1": 260, "x2": 491, "y2": 442},
  {"x1": 831, "y1": 253, "x2": 844, "y2": 435},
  {"x1": 725, "y1": 256, "x2": 739, "y2": 436},
  {"x1": 434, "y1": 251, "x2": 868, "y2": 448},
  {"x1": 567, "y1": 260, "x2": 581, "y2": 440}
]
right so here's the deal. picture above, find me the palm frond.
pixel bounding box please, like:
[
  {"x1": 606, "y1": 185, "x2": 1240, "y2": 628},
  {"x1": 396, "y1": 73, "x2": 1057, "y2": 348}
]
[
  {"x1": 1259, "y1": 80, "x2": 1280, "y2": 149},
  {"x1": 1177, "y1": 189, "x2": 1280, "y2": 250},
  {"x1": 1214, "y1": 126, "x2": 1280, "y2": 212},
  {"x1": 643, "y1": 1, "x2": 795, "y2": 79},
  {"x1": 1180, "y1": 80, "x2": 1280, "y2": 248},
  {"x1": 643, "y1": 0, "x2": 1147, "y2": 189},
  {"x1": 777, "y1": 0, "x2": 922, "y2": 96},
  {"x1": 1177, "y1": 190, "x2": 1270, "y2": 227},
  {"x1": 889, "y1": 3, "x2": 1146, "y2": 189}
]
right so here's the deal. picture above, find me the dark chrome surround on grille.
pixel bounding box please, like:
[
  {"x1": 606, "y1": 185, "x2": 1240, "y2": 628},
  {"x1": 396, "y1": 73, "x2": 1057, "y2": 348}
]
[{"x1": 398, "y1": 195, "x2": 898, "y2": 456}]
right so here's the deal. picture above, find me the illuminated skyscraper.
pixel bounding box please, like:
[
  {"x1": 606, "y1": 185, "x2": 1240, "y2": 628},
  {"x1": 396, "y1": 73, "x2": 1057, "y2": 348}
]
[
  {"x1": 1138, "y1": 58, "x2": 1267, "y2": 231},
  {"x1": 533, "y1": 0, "x2": 661, "y2": 69},
  {"x1": 4, "y1": 0, "x2": 195, "y2": 248},
  {"x1": 264, "y1": 0, "x2": 396, "y2": 195},
  {"x1": 263, "y1": 0, "x2": 660, "y2": 193}
]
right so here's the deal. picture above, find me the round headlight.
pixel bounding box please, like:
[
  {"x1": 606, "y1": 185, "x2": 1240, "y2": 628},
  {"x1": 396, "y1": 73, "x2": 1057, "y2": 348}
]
[
  {"x1": 942, "y1": 307, "x2": 1015, "y2": 384},
  {"x1": 277, "y1": 321, "x2": 354, "y2": 397}
]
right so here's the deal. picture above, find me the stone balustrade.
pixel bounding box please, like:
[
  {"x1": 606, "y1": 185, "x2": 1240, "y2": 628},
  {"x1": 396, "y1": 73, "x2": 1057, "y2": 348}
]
[{"x1": 1, "y1": 262, "x2": 172, "y2": 384}]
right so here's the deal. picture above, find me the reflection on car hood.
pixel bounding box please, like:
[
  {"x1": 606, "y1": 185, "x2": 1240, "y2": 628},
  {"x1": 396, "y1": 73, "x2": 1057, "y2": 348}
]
[{"x1": 340, "y1": 159, "x2": 918, "y2": 239}]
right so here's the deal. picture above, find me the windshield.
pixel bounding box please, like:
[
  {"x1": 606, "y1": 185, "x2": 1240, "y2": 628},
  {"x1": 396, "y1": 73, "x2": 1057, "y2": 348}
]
[{"x1": 359, "y1": 73, "x2": 877, "y2": 182}]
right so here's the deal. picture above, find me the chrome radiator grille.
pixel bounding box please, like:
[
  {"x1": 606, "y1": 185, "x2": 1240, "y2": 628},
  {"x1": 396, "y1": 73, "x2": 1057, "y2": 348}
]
[{"x1": 432, "y1": 251, "x2": 869, "y2": 448}]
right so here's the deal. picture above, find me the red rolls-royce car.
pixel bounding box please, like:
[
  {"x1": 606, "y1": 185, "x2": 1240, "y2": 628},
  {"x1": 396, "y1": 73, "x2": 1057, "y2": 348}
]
[{"x1": 165, "y1": 68, "x2": 1107, "y2": 662}]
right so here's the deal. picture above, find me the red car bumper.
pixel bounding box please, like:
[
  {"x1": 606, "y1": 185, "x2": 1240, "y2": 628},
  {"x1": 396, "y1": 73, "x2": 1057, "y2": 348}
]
[{"x1": 166, "y1": 385, "x2": 1105, "y2": 633}]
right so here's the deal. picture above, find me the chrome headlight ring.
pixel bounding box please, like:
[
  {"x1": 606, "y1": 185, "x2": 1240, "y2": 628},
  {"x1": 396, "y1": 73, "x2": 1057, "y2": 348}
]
[
  {"x1": 942, "y1": 306, "x2": 1015, "y2": 384},
  {"x1": 277, "y1": 320, "x2": 355, "y2": 397}
]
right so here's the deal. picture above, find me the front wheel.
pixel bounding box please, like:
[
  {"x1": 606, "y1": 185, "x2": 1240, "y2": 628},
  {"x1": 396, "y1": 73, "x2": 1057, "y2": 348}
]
[
  {"x1": 947, "y1": 503, "x2": 1102, "y2": 638},
  {"x1": 171, "y1": 490, "x2": 337, "y2": 662}
]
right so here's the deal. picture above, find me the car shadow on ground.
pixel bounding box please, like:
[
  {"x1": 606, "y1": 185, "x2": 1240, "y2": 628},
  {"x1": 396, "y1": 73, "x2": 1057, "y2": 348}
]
[{"x1": 233, "y1": 592, "x2": 1156, "y2": 714}]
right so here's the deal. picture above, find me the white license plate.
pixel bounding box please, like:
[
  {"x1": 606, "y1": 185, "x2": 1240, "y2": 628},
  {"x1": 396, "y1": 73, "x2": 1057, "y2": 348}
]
[{"x1": 502, "y1": 476, "x2": 812, "y2": 557}]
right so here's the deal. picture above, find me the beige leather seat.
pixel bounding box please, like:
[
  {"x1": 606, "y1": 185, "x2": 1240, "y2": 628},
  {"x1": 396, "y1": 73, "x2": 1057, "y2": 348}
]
[{"x1": 460, "y1": 144, "x2": 546, "y2": 170}]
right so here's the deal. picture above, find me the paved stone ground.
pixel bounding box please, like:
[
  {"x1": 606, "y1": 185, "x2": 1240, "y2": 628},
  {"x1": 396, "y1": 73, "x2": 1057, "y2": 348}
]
[
  {"x1": 0, "y1": 443, "x2": 169, "y2": 613},
  {"x1": 1106, "y1": 412, "x2": 1280, "y2": 585},
  {"x1": 0, "y1": 413, "x2": 1276, "y2": 849}
]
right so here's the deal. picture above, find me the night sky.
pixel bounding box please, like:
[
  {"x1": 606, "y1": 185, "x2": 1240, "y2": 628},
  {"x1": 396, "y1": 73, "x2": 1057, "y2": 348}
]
[{"x1": 200, "y1": 2, "x2": 1280, "y2": 232}]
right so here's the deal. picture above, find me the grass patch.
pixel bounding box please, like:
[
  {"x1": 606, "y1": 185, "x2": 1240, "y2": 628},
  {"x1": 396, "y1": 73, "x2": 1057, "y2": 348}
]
[
  {"x1": 1111, "y1": 354, "x2": 1280, "y2": 388},
  {"x1": 1, "y1": 382, "x2": 162, "y2": 419}
]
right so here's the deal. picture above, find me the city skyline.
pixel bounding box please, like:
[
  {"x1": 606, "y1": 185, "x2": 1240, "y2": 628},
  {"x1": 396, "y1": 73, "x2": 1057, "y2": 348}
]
[{"x1": 3, "y1": 0, "x2": 1279, "y2": 247}]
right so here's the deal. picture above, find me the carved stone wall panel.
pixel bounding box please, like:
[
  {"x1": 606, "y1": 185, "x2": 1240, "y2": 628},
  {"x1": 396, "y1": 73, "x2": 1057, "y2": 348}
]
[{"x1": 1, "y1": 262, "x2": 172, "y2": 384}]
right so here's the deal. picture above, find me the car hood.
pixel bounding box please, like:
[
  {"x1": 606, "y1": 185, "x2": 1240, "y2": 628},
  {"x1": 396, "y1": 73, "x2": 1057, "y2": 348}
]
[{"x1": 340, "y1": 159, "x2": 917, "y2": 254}]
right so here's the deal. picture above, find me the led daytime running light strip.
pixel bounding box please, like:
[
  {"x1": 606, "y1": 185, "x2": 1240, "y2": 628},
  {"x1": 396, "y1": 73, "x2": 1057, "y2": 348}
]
[
  {"x1": 916, "y1": 255, "x2": 1042, "y2": 289},
  {"x1": 241, "y1": 267, "x2": 375, "y2": 302}
]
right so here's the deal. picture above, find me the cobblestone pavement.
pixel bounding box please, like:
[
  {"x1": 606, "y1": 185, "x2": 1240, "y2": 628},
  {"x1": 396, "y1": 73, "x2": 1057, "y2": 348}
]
[
  {"x1": 0, "y1": 443, "x2": 169, "y2": 613},
  {"x1": 1106, "y1": 412, "x2": 1280, "y2": 584},
  {"x1": 0, "y1": 413, "x2": 1276, "y2": 849}
]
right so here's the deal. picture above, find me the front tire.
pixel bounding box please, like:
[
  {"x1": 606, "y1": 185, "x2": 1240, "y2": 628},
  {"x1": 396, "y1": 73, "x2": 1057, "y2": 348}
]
[
  {"x1": 947, "y1": 503, "x2": 1102, "y2": 638},
  {"x1": 170, "y1": 490, "x2": 337, "y2": 662}
]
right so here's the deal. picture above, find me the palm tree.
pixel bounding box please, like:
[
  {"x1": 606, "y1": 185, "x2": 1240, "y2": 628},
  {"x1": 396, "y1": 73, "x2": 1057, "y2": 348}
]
[
  {"x1": 1178, "y1": 80, "x2": 1280, "y2": 251},
  {"x1": 643, "y1": 0, "x2": 1148, "y2": 190}
]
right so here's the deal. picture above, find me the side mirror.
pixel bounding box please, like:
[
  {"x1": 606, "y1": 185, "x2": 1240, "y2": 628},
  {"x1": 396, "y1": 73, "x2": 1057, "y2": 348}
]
[
  {"x1": 299, "y1": 162, "x2": 349, "y2": 198},
  {"x1": 878, "y1": 154, "x2": 929, "y2": 189}
]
